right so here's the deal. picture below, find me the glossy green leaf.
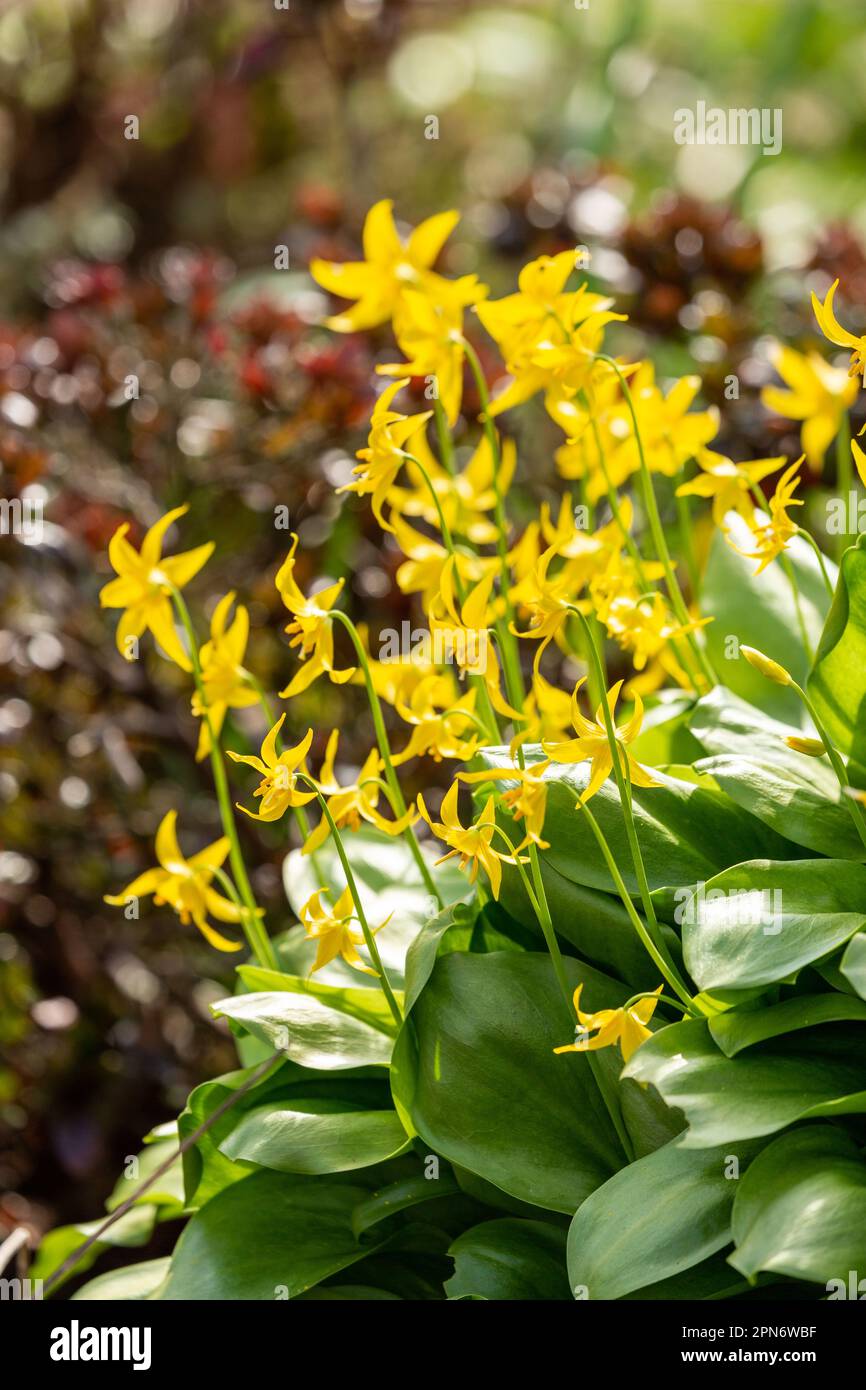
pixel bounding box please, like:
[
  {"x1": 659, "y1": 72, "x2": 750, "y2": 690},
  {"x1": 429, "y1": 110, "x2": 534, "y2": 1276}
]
[
  {"x1": 567, "y1": 1137, "x2": 759, "y2": 1300},
  {"x1": 840, "y1": 932, "x2": 866, "y2": 1000},
  {"x1": 481, "y1": 745, "x2": 794, "y2": 896},
  {"x1": 157, "y1": 1170, "x2": 384, "y2": 1300},
  {"x1": 730, "y1": 1125, "x2": 866, "y2": 1285},
  {"x1": 689, "y1": 686, "x2": 862, "y2": 859},
  {"x1": 703, "y1": 516, "x2": 834, "y2": 721},
  {"x1": 445, "y1": 1219, "x2": 570, "y2": 1300},
  {"x1": 30, "y1": 1206, "x2": 157, "y2": 1290},
  {"x1": 709, "y1": 994, "x2": 866, "y2": 1056},
  {"x1": 219, "y1": 1098, "x2": 409, "y2": 1175},
  {"x1": 682, "y1": 859, "x2": 866, "y2": 990},
  {"x1": 238, "y1": 965, "x2": 400, "y2": 1035},
  {"x1": 105, "y1": 1140, "x2": 185, "y2": 1216},
  {"x1": 808, "y1": 533, "x2": 866, "y2": 775},
  {"x1": 71, "y1": 1258, "x2": 171, "y2": 1302},
  {"x1": 624, "y1": 1019, "x2": 866, "y2": 1146},
  {"x1": 212, "y1": 990, "x2": 393, "y2": 1069},
  {"x1": 393, "y1": 951, "x2": 626, "y2": 1213}
]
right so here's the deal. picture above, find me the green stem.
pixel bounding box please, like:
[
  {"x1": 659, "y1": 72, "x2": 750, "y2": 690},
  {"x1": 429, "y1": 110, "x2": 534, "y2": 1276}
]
[
  {"x1": 583, "y1": 394, "x2": 702, "y2": 695},
  {"x1": 797, "y1": 526, "x2": 835, "y2": 600},
  {"x1": 297, "y1": 775, "x2": 403, "y2": 1027},
  {"x1": 571, "y1": 606, "x2": 693, "y2": 1005},
  {"x1": 331, "y1": 609, "x2": 444, "y2": 909},
  {"x1": 792, "y1": 682, "x2": 866, "y2": 856},
  {"x1": 433, "y1": 395, "x2": 457, "y2": 476},
  {"x1": 836, "y1": 411, "x2": 852, "y2": 561},
  {"x1": 595, "y1": 354, "x2": 717, "y2": 688},
  {"x1": 747, "y1": 482, "x2": 813, "y2": 661},
  {"x1": 170, "y1": 588, "x2": 276, "y2": 970}
]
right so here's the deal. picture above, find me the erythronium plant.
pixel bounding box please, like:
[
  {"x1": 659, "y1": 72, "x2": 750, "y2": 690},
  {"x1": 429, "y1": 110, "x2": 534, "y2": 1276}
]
[{"x1": 37, "y1": 204, "x2": 866, "y2": 1303}]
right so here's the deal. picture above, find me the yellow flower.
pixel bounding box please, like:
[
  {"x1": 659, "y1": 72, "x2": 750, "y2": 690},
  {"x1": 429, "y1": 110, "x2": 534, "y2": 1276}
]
[
  {"x1": 390, "y1": 512, "x2": 491, "y2": 610},
  {"x1": 811, "y1": 278, "x2": 866, "y2": 383},
  {"x1": 459, "y1": 759, "x2": 550, "y2": 851},
  {"x1": 554, "y1": 983, "x2": 662, "y2": 1062},
  {"x1": 393, "y1": 676, "x2": 480, "y2": 765},
  {"x1": 429, "y1": 562, "x2": 523, "y2": 720},
  {"x1": 512, "y1": 671, "x2": 574, "y2": 753},
  {"x1": 761, "y1": 343, "x2": 856, "y2": 470},
  {"x1": 478, "y1": 255, "x2": 624, "y2": 417},
  {"x1": 542, "y1": 677, "x2": 658, "y2": 803},
  {"x1": 676, "y1": 447, "x2": 786, "y2": 530},
  {"x1": 104, "y1": 809, "x2": 243, "y2": 952},
  {"x1": 310, "y1": 199, "x2": 462, "y2": 333},
  {"x1": 733, "y1": 458, "x2": 804, "y2": 574},
  {"x1": 275, "y1": 535, "x2": 355, "y2": 696},
  {"x1": 606, "y1": 364, "x2": 719, "y2": 479},
  {"x1": 299, "y1": 886, "x2": 388, "y2": 976},
  {"x1": 343, "y1": 378, "x2": 432, "y2": 531},
  {"x1": 99, "y1": 505, "x2": 213, "y2": 669},
  {"x1": 602, "y1": 591, "x2": 709, "y2": 684},
  {"x1": 418, "y1": 782, "x2": 521, "y2": 900},
  {"x1": 511, "y1": 543, "x2": 584, "y2": 677},
  {"x1": 378, "y1": 274, "x2": 487, "y2": 426},
  {"x1": 192, "y1": 592, "x2": 259, "y2": 761},
  {"x1": 740, "y1": 645, "x2": 793, "y2": 687},
  {"x1": 228, "y1": 714, "x2": 317, "y2": 821},
  {"x1": 389, "y1": 431, "x2": 516, "y2": 546},
  {"x1": 303, "y1": 732, "x2": 417, "y2": 853}
]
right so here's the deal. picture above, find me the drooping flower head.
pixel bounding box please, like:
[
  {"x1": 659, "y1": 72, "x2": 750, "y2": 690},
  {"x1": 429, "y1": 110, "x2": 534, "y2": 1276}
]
[
  {"x1": 104, "y1": 809, "x2": 244, "y2": 952},
  {"x1": 299, "y1": 886, "x2": 389, "y2": 976},
  {"x1": 811, "y1": 278, "x2": 866, "y2": 384},
  {"x1": 275, "y1": 536, "x2": 355, "y2": 696},
  {"x1": 417, "y1": 782, "x2": 522, "y2": 900},
  {"x1": 302, "y1": 731, "x2": 418, "y2": 854},
  {"x1": 192, "y1": 592, "x2": 258, "y2": 761},
  {"x1": 554, "y1": 983, "x2": 663, "y2": 1062},
  {"x1": 228, "y1": 714, "x2": 317, "y2": 822},
  {"x1": 761, "y1": 343, "x2": 856, "y2": 470},
  {"x1": 542, "y1": 677, "x2": 658, "y2": 803}
]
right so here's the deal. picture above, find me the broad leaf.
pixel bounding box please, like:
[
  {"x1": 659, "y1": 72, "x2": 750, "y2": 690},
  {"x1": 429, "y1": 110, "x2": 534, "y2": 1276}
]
[
  {"x1": 682, "y1": 859, "x2": 866, "y2": 990},
  {"x1": 72, "y1": 1258, "x2": 170, "y2": 1302},
  {"x1": 392, "y1": 951, "x2": 626, "y2": 1213},
  {"x1": 220, "y1": 1099, "x2": 409, "y2": 1175},
  {"x1": 156, "y1": 1170, "x2": 385, "y2": 1300},
  {"x1": 808, "y1": 533, "x2": 866, "y2": 778},
  {"x1": 446, "y1": 1219, "x2": 570, "y2": 1300},
  {"x1": 212, "y1": 990, "x2": 394, "y2": 1069},
  {"x1": 841, "y1": 932, "x2": 866, "y2": 1000},
  {"x1": 702, "y1": 515, "x2": 834, "y2": 722},
  {"x1": 567, "y1": 1137, "x2": 759, "y2": 1300},
  {"x1": 624, "y1": 1019, "x2": 866, "y2": 1146},
  {"x1": 709, "y1": 994, "x2": 866, "y2": 1056},
  {"x1": 730, "y1": 1125, "x2": 866, "y2": 1285}
]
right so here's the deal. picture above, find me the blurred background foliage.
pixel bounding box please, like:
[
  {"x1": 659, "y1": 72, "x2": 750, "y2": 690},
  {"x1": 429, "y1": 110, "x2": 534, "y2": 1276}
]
[{"x1": 3, "y1": 0, "x2": 866, "y2": 1258}]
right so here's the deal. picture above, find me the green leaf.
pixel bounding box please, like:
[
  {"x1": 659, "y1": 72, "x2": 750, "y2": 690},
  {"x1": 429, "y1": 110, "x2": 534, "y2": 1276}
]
[
  {"x1": 567, "y1": 1137, "x2": 759, "y2": 1300},
  {"x1": 212, "y1": 990, "x2": 394, "y2": 1069},
  {"x1": 703, "y1": 516, "x2": 835, "y2": 722},
  {"x1": 71, "y1": 1258, "x2": 171, "y2": 1302},
  {"x1": 689, "y1": 686, "x2": 863, "y2": 859},
  {"x1": 682, "y1": 859, "x2": 866, "y2": 990},
  {"x1": 392, "y1": 951, "x2": 626, "y2": 1213},
  {"x1": 808, "y1": 533, "x2": 866, "y2": 775},
  {"x1": 624, "y1": 1019, "x2": 866, "y2": 1146},
  {"x1": 105, "y1": 1140, "x2": 185, "y2": 1216},
  {"x1": 841, "y1": 932, "x2": 866, "y2": 999},
  {"x1": 237, "y1": 965, "x2": 400, "y2": 1036},
  {"x1": 351, "y1": 1174, "x2": 462, "y2": 1238},
  {"x1": 445, "y1": 1219, "x2": 570, "y2": 1300},
  {"x1": 157, "y1": 1170, "x2": 385, "y2": 1300},
  {"x1": 219, "y1": 1099, "x2": 409, "y2": 1175},
  {"x1": 709, "y1": 994, "x2": 866, "y2": 1057},
  {"x1": 283, "y1": 826, "x2": 466, "y2": 988},
  {"x1": 30, "y1": 1206, "x2": 157, "y2": 1290},
  {"x1": 730, "y1": 1125, "x2": 866, "y2": 1286},
  {"x1": 481, "y1": 746, "x2": 794, "y2": 896}
]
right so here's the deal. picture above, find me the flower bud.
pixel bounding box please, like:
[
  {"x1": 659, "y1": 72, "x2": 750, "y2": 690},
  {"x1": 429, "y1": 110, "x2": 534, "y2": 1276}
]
[
  {"x1": 785, "y1": 735, "x2": 826, "y2": 757},
  {"x1": 740, "y1": 646, "x2": 793, "y2": 687}
]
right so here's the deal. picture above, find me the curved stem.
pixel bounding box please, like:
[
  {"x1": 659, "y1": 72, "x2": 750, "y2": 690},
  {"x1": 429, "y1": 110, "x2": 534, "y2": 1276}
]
[
  {"x1": 297, "y1": 774, "x2": 403, "y2": 1027},
  {"x1": 169, "y1": 587, "x2": 276, "y2": 970},
  {"x1": 797, "y1": 526, "x2": 835, "y2": 600},
  {"x1": 792, "y1": 681, "x2": 866, "y2": 856},
  {"x1": 595, "y1": 354, "x2": 717, "y2": 687},
  {"x1": 331, "y1": 609, "x2": 444, "y2": 909}
]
